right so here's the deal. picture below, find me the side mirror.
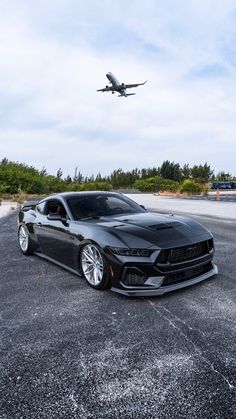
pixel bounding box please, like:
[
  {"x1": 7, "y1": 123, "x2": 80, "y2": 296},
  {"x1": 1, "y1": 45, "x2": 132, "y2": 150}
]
[
  {"x1": 47, "y1": 213, "x2": 63, "y2": 222},
  {"x1": 140, "y1": 204, "x2": 147, "y2": 210}
]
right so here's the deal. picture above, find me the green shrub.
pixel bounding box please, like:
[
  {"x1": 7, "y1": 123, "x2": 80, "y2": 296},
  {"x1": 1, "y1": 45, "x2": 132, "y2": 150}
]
[
  {"x1": 80, "y1": 181, "x2": 112, "y2": 191},
  {"x1": 0, "y1": 183, "x2": 9, "y2": 194},
  {"x1": 178, "y1": 180, "x2": 202, "y2": 194},
  {"x1": 157, "y1": 178, "x2": 179, "y2": 192},
  {"x1": 134, "y1": 178, "x2": 157, "y2": 192},
  {"x1": 65, "y1": 181, "x2": 112, "y2": 192},
  {"x1": 202, "y1": 183, "x2": 210, "y2": 196},
  {"x1": 66, "y1": 182, "x2": 82, "y2": 192},
  {"x1": 134, "y1": 176, "x2": 179, "y2": 192}
]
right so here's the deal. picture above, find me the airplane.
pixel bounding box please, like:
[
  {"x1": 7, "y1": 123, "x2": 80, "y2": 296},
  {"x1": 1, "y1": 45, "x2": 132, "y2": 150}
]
[{"x1": 97, "y1": 72, "x2": 147, "y2": 97}]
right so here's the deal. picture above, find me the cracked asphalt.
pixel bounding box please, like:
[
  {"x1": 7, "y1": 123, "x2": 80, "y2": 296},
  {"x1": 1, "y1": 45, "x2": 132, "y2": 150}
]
[{"x1": 0, "y1": 211, "x2": 236, "y2": 418}]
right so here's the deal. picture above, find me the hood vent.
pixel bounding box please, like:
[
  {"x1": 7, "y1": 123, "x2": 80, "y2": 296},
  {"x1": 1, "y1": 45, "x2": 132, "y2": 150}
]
[{"x1": 150, "y1": 222, "x2": 181, "y2": 231}]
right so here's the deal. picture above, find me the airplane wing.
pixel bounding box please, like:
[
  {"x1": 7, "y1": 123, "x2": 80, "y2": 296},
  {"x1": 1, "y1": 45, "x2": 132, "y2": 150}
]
[
  {"x1": 125, "y1": 81, "x2": 147, "y2": 89},
  {"x1": 97, "y1": 86, "x2": 114, "y2": 92}
]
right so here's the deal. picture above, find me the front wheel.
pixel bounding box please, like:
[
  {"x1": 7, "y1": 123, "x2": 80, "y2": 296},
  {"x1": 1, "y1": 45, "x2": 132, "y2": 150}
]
[
  {"x1": 80, "y1": 244, "x2": 110, "y2": 290},
  {"x1": 18, "y1": 225, "x2": 34, "y2": 255}
]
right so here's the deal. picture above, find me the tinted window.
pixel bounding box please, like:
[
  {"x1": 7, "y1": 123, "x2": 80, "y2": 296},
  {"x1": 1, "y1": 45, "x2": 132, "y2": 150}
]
[
  {"x1": 45, "y1": 200, "x2": 68, "y2": 218},
  {"x1": 66, "y1": 194, "x2": 145, "y2": 220}
]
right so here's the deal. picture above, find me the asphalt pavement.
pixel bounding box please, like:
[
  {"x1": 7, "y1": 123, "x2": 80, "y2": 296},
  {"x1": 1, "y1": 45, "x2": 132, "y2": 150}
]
[{"x1": 0, "y1": 211, "x2": 236, "y2": 418}]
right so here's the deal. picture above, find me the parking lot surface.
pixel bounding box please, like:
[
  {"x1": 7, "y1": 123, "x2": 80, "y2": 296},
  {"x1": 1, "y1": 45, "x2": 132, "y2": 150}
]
[
  {"x1": 175, "y1": 195, "x2": 236, "y2": 202},
  {"x1": 0, "y1": 210, "x2": 236, "y2": 418},
  {"x1": 0, "y1": 202, "x2": 17, "y2": 219},
  {"x1": 127, "y1": 194, "x2": 236, "y2": 220}
]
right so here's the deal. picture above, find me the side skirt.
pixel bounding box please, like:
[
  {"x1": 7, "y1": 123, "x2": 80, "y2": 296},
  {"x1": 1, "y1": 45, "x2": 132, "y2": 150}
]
[{"x1": 34, "y1": 251, "x2": 82, "y2": 277}]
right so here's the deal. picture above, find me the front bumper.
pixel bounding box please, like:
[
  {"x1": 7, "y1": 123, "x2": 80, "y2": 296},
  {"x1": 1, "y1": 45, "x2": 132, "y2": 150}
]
[{"x1": 111, "y1": 264, "x2": 218, "y2": 297}]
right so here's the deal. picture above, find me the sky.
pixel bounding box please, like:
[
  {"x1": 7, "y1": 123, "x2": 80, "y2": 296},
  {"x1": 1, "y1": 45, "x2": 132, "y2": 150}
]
[{"x1": 0, "y1": 0, "x2": 236, "y2": 177}]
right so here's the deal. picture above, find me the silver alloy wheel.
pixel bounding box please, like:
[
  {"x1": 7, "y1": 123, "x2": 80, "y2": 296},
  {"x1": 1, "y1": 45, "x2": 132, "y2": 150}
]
[
  {"x1": 81, "y1": 244, "x2": 104, "y2": 286},
  {"x1": 19, "y1": 225, "x2": 29, "y2": 252}
]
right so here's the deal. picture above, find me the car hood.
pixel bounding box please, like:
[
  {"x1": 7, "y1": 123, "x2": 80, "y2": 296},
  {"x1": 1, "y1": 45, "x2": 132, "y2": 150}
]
[{"x1": 84, "y1": 212, "x2": 212, "y2": 249}]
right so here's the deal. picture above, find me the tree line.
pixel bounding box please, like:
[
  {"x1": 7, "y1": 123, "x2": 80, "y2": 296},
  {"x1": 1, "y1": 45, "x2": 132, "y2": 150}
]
[{"x1": 0, "y1": 157, "x2": 235, "y2": 195}]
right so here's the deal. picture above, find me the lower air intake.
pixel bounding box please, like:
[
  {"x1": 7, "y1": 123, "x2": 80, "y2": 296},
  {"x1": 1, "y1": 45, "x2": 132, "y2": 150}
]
[
  {"x1": 162, "y1": 263, "x2": 213, "y2": 286},
  {"x1": 123, "y1": 270, "x2": 147, "y2": 286}
]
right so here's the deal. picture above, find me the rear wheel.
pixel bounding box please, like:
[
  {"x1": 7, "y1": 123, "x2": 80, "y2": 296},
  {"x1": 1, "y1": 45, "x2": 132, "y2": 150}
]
[
  {"x1": 80, "y1": 244, "x2": 110, "y2": 290},
  {"x1": 18, "y1": 225, "x2": 34, "y2": 255}
]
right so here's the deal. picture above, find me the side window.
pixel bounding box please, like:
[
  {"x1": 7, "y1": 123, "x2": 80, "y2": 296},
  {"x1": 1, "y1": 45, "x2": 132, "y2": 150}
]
[
  {"x1": 36, "y1": 202, "x2": 46, "y2": 214},
  {"x1": 46, "y1": 200, "x2": 68, "y2": 219}
]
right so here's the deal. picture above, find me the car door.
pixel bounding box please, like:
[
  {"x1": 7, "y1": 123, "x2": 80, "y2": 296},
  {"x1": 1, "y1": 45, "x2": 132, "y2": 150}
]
[{"x1": 35, "y1": 199, "x2": 79, "y2": 270}]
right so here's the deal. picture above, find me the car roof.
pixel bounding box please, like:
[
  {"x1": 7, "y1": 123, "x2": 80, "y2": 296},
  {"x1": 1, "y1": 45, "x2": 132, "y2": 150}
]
[{"x1": 45, "y1": 191, "x2": 122, "y2": 201}]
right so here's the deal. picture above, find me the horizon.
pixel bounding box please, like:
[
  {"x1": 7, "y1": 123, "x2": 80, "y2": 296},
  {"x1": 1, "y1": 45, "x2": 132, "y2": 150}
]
[{"x1": 1, "y1": 157, "x2": 234, "y2": 180}]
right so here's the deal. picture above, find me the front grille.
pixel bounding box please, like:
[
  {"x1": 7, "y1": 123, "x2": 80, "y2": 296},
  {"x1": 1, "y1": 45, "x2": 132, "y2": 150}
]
[
  {"x1": 156, "y1": 239, "x2": 213, "y2": 265},
  {"x1": 162, "y1": 263, "x2": 213, "y2": 286}
]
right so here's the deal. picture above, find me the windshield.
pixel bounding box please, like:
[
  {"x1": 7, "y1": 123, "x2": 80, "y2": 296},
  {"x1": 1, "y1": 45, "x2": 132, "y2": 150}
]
[{"x1": 66, "y1": 194, "x2": 145, "y2": 220}]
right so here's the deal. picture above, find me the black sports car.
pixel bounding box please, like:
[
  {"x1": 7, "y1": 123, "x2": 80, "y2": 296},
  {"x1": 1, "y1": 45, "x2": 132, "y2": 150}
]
[{"x1": 18, "y1": 192, "x2": 218, "y2": 296}]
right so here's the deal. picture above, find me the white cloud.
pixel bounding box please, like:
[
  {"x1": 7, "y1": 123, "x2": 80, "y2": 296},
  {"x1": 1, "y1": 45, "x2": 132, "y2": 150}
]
[{"x1": 0, "y1": 0, "x2": 236, "y2": 176}]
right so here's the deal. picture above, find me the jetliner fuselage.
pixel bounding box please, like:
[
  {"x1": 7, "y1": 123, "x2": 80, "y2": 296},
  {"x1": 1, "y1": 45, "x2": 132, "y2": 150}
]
[
  {"x1": 97, "y1": 72, "x2": 147, "y2": 97},
  {"x1": 106, "y1": 72, "x2": 120, "y2": 86}
]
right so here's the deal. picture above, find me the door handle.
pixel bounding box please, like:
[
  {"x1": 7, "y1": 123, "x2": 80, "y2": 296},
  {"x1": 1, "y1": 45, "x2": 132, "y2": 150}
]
[{"x1": 36, "y1": 222, "x2": 42, "y2": 227}]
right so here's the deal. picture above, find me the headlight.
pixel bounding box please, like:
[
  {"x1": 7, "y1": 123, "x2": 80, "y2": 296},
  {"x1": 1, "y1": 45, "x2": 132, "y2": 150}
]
[{"x1": 108, "y1": 247, "x2": 154, "y2": 257}]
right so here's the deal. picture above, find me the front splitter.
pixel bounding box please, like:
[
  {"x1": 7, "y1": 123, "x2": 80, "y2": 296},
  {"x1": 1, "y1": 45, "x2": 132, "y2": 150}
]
[{"x1": 111, "y1": 264, "x2": 218, "y2": 297}]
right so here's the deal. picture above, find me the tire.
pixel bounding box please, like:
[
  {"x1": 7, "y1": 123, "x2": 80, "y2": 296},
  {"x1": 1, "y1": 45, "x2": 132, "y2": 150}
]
[
  {"x1": 80, "y1": 243, "x2": 110, "y2": 290},
  {"x1": 18, "y1": 224, "x2": 34, "y2": 255}
]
